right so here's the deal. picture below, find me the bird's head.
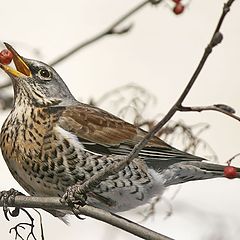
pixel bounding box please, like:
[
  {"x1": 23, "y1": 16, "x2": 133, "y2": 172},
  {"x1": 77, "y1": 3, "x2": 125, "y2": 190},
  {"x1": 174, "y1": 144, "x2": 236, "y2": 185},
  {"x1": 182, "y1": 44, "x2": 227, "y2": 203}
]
[{"x1": 0, "y1": 43, "x2": 76, "y2": 107}]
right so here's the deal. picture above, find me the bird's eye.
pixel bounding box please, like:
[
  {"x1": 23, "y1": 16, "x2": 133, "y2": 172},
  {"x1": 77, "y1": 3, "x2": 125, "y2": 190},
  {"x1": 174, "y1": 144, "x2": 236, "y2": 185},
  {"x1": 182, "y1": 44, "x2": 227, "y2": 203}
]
[{"x1": 38, "y1": 69, "x2": 51, "y2": 80}]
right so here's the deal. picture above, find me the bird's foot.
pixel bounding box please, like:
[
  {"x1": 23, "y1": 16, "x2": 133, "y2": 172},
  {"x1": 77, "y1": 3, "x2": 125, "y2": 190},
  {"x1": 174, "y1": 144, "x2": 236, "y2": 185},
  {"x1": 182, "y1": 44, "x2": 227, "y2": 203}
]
[
  {"x1": 0, "y1": 188, "x2": 23, "y2": 220},
  {"x1": 60, "y1": 185, "x2": 87, "y2": 207}
]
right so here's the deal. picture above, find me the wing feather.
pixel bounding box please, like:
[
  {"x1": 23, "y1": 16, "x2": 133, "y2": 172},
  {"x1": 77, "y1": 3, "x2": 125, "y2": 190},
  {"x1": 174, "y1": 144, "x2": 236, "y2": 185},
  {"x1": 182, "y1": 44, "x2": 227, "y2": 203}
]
[
  {"x1": 59, "y1": 103, "x2": 170, "y2": 148},
  {"x1": 55, "y1": 103, "x2": 204, "y2": 169}
]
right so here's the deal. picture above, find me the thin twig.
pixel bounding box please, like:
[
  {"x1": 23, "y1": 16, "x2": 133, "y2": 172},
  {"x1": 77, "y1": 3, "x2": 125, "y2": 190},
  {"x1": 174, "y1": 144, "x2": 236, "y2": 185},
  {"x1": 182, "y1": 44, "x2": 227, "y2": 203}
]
[
  {"x1": 49, "y1": 0, "x2": 163, "y2": 66},
  {"x1": 9, "y1": 208, "x2": 38, "y2": 240},
  {"x1": 179, "y1": 104, "x2": 240, "y2": 122},
  {"x1": 0, "y1": 196, "x2": 173, "y2": 240},
  {"x1": 34, "y1": 209, "x2": 45, "y2": 240},
  {"x1": 0, "y1": 0, "x2": 163, "y2": 91},
  {"x1": 123, "y1": 0, "x2": 235, "y2": 162},
  {"x1": 227, "y1": 153, "x2": 240, "y2": 165},
  {"x1": 69, "y1": 0, "x2": 236, "y2": 197},
  {"x1": 0, "y1": 1, "x2": 237, "y2": 240}
]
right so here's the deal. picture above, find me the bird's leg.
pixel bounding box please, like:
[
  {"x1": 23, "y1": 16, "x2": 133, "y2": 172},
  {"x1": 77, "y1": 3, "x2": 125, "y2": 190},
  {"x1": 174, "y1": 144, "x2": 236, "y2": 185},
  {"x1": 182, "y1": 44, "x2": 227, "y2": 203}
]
[
  {"x1": 60, "y1": 184, "x2": 87, "y2": 207},
  {"x1": 0, "y1": 188, "x2": 23, "y2": 220}
]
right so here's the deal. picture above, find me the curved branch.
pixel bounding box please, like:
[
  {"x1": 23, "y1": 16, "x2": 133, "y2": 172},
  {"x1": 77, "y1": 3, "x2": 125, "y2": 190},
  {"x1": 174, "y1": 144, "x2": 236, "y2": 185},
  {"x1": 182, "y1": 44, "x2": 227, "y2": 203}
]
[
  {"x1": 49, "y1": 0, "x2": 163, "y2": 66},
  {"x1": 0, "y1": 0, "x2": 164, "y2": 90},
  {"x1": 0, "y1": 195, "x2": 173, "y2": 240},
  {"x1": 179, "y1": 104, "x2": 240, "y2": 122},
  {"x1": 68, "y1": 0, "x2": 236, "y2": 198},
  {"x1": 116, "y1": 1, "x2": 236, "y2": 167}
]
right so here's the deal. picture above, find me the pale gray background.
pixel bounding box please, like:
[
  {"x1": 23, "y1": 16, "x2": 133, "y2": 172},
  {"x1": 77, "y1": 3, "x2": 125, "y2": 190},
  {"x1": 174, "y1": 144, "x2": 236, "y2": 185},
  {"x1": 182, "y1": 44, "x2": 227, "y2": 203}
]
[{"x1": 0, "y1": 1, "x2": 239, "y2": 239}]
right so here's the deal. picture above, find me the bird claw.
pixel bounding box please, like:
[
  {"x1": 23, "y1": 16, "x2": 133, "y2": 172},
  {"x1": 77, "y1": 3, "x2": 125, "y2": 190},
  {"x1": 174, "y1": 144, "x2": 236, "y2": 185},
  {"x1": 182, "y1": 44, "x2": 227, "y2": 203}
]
[
  {"x1": 60, "y1": 185, "x2": 87, "y2": 207},
  {"x1": 0, "y1": 188, "x2": 23, "y2": 221}
]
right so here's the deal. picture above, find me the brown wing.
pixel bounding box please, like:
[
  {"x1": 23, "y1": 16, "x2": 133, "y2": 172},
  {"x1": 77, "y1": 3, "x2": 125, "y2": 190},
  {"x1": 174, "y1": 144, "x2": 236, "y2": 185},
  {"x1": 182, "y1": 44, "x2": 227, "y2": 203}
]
[
  {"x1": 58, "y1": 103, "x2": 170, "y2": 148},
  {"x1": 57, "y1": 103, "x2": 203, "y2": 169}
]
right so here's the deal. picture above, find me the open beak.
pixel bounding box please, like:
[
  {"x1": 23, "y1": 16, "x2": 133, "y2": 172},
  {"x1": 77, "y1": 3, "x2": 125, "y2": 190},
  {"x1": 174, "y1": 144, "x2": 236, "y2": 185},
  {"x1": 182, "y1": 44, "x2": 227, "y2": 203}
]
[{"x1": 0, "y1": 43, "x2": 31, "y2": 78}]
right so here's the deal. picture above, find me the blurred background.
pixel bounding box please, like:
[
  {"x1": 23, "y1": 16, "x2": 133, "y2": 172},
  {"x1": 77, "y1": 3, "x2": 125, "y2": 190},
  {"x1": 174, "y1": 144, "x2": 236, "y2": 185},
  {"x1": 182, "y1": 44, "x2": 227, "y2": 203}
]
[{"x1": 0, "y1": 0, "x2": 240, "y2": 239}]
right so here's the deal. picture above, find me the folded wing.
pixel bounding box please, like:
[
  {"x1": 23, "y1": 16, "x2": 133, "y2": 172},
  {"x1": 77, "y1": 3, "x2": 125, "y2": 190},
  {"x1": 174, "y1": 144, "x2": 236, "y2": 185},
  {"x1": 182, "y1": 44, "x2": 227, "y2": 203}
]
[{"x1": 57, "y1": 103, "x2": 204, "y2": 169}]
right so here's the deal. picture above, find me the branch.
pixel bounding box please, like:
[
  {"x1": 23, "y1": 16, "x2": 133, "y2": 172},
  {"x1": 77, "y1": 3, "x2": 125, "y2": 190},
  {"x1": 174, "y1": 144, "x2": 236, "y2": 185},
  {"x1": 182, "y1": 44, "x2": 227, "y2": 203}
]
[
  {"x1": 179, "y1": 104, "x2": 240, "y2": 122},
  {"x1": 0, "y1": 195, "x2": 173, "y2": 240},
  {"x1": 49, "y1": 0, "x2": 163, "y2": 66},
  {"x1": 0, "y1": 0, "x2": 163, "y2": 90},
  {"x1": 0, "y1": 1, "x2": 236, "y2": 239},
  {"x1": 116, "y1": 1, "x2": 235, "y2": 164},
  {"x1": 66, "y1": 0, "x2": 236, "y2": 197}
]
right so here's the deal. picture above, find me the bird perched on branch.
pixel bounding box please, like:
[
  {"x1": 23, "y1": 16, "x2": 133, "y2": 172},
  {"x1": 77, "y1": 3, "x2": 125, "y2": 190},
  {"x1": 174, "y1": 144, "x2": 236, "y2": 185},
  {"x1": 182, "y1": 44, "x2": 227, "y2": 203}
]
[{"x1": 0, "y1": 43, "x2": 239, "y2": 214}]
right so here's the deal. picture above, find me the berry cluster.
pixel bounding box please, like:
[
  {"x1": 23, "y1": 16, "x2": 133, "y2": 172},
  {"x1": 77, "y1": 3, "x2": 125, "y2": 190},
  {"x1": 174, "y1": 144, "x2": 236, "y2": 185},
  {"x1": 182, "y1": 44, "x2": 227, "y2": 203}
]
[
  {"x1": 0, "y1": 49, "x2": 13, "y2": 65},
  {"x1": 171, "y1": 0, "x2": 185, "y2": 15}
]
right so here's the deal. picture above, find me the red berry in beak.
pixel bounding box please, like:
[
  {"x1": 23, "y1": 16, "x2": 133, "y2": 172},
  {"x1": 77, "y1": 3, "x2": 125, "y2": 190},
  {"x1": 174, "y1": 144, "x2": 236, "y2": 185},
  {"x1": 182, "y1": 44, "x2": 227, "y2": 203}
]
[{"x1": 0, "y1": 49, "x2": 13, "y2": 65}]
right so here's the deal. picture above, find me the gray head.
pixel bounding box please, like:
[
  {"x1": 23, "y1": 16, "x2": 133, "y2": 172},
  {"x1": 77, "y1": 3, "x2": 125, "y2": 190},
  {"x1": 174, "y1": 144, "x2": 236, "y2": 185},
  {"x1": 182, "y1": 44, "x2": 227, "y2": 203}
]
[{"x1": 0, "y1": 43, "x2": 76, "y2": 107}]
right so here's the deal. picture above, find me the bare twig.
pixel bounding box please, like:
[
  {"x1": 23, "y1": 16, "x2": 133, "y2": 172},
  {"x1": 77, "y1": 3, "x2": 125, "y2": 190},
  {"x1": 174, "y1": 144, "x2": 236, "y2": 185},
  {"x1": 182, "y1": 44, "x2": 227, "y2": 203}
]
[
  {"x1": 9, "y1": 208, "x2": 38, "y2": 240},
  {"x1": 227, "y1": 153, "x2": 240, "y2": 165},
  {"x1": 49, "y1": 0, "x2": 163, "y2": 66},
  {"x1": 0, "y1": 195, "x2": 173, "y2": 240},
  {"x1": 68, "y1": 0, "x2": 236, "y2": 198},
  {"x1": 0, "y1": 0, "x2": 164, "y2": 91},
  {"x1": 122, "y1": 0, "x2": 235, "y2": 161},
  {"x1": 139, "y1": 195, "x2": 163, "y2": 222},
  {"x1": 34, "y1": 209, "x2": 45, "y2": 240},
  {"x1": 179, "y1": 104, "x2": 240, "y2": 122},
  {"x1": 0, "y1": 1, "x2": 237, "y2": 239}
]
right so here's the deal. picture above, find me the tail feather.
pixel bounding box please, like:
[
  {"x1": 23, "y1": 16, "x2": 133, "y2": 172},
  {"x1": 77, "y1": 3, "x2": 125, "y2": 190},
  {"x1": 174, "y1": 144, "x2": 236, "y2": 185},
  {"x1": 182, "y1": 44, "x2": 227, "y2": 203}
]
[
  {"x1": 144, "y1": 147, "x2": 205, "y2": 170},
  {"x1": 159, "y1": 161, "x2": 240, "y2": 187}
]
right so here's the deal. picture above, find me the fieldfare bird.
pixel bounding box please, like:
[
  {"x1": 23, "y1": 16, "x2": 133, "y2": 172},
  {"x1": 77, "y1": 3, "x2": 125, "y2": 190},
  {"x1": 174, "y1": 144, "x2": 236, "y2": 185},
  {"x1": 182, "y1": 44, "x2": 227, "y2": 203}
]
[{"x1": 0, "y1": 43, "x2": 239, "y2": 214}]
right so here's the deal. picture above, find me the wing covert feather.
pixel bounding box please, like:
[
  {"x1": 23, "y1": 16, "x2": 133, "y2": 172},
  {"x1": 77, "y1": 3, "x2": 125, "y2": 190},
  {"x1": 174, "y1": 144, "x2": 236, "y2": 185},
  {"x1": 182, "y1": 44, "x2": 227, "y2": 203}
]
[{"x1": 58, "y1": 104, "x2": 170, "y2": 149}]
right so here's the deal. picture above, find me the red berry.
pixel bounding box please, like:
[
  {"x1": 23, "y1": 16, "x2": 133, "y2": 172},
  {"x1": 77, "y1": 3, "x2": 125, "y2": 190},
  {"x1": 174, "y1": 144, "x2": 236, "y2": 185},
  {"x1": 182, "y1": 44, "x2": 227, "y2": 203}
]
[
  {"x1": 172, "y1": 0, "x2": 181, "y2": 3},
  {"x1": 224, "y1": 166, "x2": 237, "y2": 179},
  {"x1": 173, "y1": 3, "x2": 185, "y2": 15},
  {"x1": 0, "y1": 49, "x2": 13, "y2": 65}
]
